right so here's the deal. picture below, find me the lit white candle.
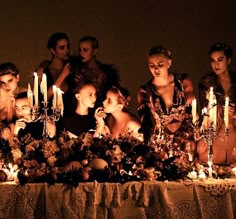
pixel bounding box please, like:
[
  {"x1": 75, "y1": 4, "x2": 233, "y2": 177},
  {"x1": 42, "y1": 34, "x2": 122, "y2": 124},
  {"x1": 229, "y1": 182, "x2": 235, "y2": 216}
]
[
  {"x1": 57, "y1": 88, "x2": 64, "y2": 115},
  {"x1": 188, "y1": 170, "x2": 197, "y2": 179},
  {"x1": 27, "y1": 83, "x2": 33, "y2": 108},
  {"x1": 8, "y1": 163, "x2": 14, "y2": 181},
  {"x1": 209, "y1": 87, "x2": 214, "y2": 125},
  {"x1": 52, "y1": 85, "x2": 57, "y2": 108},
  {"x1": 191, "y1": 99, "x2": 197, "y2": 124},
  {"x1": 208, "y1": 161, "x2": 213, "y2": 178},
  {"x1": 224, "y1": 97, "x2": 229, "y2": 129},
  {"x1": 202, "y1": 107, "x2": 208, "y2": 129},
  {"x1": 232, "y1": 167, "x2": 236, "y2": 176},
  {"x1": 198, "y1": 171, "x2": 206, "y2": 181},
  {"x1": 213, "y1": 99, "x2": 217, "y2": 129},
  {"x1": 40, "y1": 74, "x2": 47, "y2": 104},
  {"x1": 33, "y1": 72, "x2": 39, "y2": 107}
]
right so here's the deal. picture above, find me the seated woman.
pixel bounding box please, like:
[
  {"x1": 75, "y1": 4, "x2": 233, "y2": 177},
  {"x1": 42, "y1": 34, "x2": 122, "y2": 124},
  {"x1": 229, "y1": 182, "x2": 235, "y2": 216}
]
[
  {"x1": 137, "y1": 45, "x2": 195, "y2": 159},
  {"x1": 57, "y1": 80, "x2": 97, "y2": 139},
  {"x1": 94, "y1": 86, "x2": 143, "y2": 141},
  {"x1": 197, "y1": 42, "x2": 236, "y2": 165}
]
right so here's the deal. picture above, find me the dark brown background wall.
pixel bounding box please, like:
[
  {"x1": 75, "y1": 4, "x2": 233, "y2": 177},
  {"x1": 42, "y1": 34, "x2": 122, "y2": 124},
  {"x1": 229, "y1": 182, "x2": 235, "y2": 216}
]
[{"x1": 1, "y1": 0, "x2": 236, "y2": 114}]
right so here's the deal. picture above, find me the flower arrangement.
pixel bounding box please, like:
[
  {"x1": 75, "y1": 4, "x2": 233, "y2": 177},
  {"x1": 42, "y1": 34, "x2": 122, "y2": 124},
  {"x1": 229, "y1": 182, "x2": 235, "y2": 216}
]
[{"x1": 1, "y1": 132, "x2": 236, "y2": 185}]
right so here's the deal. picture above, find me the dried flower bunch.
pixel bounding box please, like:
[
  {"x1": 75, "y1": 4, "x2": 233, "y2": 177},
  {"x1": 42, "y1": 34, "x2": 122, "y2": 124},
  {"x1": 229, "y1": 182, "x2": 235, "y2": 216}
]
[{"x1": 1, "y1": 131, "x2": 236, "y2": 185}]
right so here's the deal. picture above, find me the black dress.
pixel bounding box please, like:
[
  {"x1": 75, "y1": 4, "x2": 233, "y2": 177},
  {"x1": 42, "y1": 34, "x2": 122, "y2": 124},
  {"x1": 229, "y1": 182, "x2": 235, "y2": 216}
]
[
  {"x1": 57, "y1": 108, "x2": 96, "y2": 136},
  {"x1": 18, "y1": 121, "x2": 44, "y2": 140}
]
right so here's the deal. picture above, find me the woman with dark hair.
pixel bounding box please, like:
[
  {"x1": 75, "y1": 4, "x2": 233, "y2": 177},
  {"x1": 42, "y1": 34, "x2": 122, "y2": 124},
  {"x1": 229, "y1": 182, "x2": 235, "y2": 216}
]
[
  {"x1": 197, "y1": 42, "x2": 236, "y2": 165},
  {"x1": 0, "y1": 62, "x2": 27, "y2": 122},
  {"x1": 36, "y1": 32, "x2": 71, "y2": 99},
  {"x1": 137, "y1": 45, "x2": 195, "y2": 159},
  {"x1": 94, "y1": 86, "x2": 143, "y2": 141}
]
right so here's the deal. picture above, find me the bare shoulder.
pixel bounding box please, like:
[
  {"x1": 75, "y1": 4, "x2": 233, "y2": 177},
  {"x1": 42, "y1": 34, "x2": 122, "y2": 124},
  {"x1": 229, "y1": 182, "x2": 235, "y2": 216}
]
[
  {"x1": 126, "y1": 114, "x2": 141, "y2": 129},
  {"x1": 182, "y1": 76, "x2": 195, "y2": 103},
  {"x1": 126, "y1": 114, "x2": 143, "y2": 141},
  {"x1": 38, "y1": 59, "x2": 51, "y2": 69}
]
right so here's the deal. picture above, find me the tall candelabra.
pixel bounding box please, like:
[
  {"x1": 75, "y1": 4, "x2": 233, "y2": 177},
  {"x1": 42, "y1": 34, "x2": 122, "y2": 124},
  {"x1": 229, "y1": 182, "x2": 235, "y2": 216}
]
[
  {"x1": 30, "y1": 102, "x2": 62, "y2": 139},
  {"x1": 193, "y1": 103, "x2": 230, "y2": 178},
  {"x1": 28, "y1": 72, "x2": 64, "y2": 139}
]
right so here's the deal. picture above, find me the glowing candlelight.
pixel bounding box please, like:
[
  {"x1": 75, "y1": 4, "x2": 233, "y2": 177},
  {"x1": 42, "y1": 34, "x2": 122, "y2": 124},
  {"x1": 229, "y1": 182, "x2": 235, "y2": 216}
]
[
  {"x1": 188, "y1": 170, "x2": 197, "y2": 179},
  {"x1": 52, "y1": 85, "x2": 57, "y2": 108},
  {"x1": 57, "y1": 88, "x2": 64, "y2": 115},
  {"x1": 198, "y1": 170, "x2": 206, "y2": 181},
  {"x1": 213, "y1": 99, "x2": 217, "y2": 129},
  {"x1": 209, "y1": 87, "x2": 214, "y2": 124},
  {"x1": 40, "y1": 74, "x2": 47, "y2": 104},
  {"x1": 202, "y1": 107, "x2": 208, "y2": 129},
  {"x1": 33, "y1": 72, "x2": 39, "y2": 107},
  {"x1": 232, "y1": 167, "x2": 236, "y2": 176},
  {"x1": 27, "y1": 83, "x2": 33, "y2": 108},
  {"x1": 208, "y1": 161, "x2": 213, "y2": 178},
  {"x1": 6, "y1": 163, "x2": 14, "y2": 181},
  {"x1": 224, "y1": 97, "x2": 229, "y2": 129},
  {"x1": 191, "y1": 99, "x2": 197, "y2": 124}
]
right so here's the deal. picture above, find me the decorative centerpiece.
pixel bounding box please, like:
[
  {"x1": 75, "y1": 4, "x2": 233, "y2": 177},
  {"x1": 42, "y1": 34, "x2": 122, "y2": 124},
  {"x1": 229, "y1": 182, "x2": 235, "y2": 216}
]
[
  {"x1": 191, "y1": 87, "x2": 230, "y2": 178},
  {"x1": 27, "y1": 73, "x2": 64, "y2": 138}
]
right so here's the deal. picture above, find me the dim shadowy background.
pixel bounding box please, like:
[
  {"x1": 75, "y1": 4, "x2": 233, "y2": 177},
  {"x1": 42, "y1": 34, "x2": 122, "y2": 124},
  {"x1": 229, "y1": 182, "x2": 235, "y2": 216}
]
[{"x1": 0, "y1": 0, "x2": 236, "y2": 114}]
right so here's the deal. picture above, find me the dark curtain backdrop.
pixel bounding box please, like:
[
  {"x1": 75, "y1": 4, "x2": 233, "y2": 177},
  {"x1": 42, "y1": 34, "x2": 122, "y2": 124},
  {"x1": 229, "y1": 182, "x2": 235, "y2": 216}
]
[{"x1": 1, "y1": 0, "x2": 236, "y2": 114}]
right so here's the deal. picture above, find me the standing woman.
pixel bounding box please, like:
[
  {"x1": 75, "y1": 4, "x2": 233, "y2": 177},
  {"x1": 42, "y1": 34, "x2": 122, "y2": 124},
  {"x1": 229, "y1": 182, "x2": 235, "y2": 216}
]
[
  {"x1": 197, "y1": 42, "x2": 236, "y2": 165},
  {"x1": 137, "y1": 46, "x2": 195, "y2": 158},
  {"x1": 74, "y1": 36, "x2": 119, "y2": 107},
  {"x1": 36, "y1": 32, "x2": 71, "y2": 99}
]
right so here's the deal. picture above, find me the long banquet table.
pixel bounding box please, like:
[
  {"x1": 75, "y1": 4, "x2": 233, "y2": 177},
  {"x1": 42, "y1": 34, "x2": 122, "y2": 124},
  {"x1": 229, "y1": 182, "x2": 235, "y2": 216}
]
[{"x1": 0, "y1": 179, "x2": 236, "y2": 219}]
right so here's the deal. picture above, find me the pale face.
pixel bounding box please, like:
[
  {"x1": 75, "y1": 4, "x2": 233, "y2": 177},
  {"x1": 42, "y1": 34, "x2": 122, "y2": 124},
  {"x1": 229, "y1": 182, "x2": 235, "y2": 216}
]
[
  {"x1": 51, "y1": 39, "x2": 70, "y2": 61},
  {"x1": 15, "y1": 98, "x2": 31, "y2": 120},
  {"x1": 79, "y1": 41, "x2": 97, "y2": 63},
  {"x1": 0, "y1": 74, "x2": 19, "y2": 95},
  {"x1": 210, "y1": 51, "x2": 231, "y2": 75},
  {"x1": 103, "y1": 91, "x2": 122, "y2": 113},
  {"x1": 148, "y1": 54, "x2": 171, "y2": 78},
  {"x1": 76, "y1": 84, "x2": 97, "y2": 108}
]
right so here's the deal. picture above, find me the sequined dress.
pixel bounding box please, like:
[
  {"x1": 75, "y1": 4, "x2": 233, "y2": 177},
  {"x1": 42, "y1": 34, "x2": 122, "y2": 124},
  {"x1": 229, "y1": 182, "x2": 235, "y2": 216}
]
[{"x1": 137, "y1": 73, "x2": 194, "y2": 158}]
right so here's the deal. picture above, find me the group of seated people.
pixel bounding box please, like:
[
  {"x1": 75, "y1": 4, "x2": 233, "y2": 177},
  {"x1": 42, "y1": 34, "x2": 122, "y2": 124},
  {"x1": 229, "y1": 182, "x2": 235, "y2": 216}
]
[{"x1": 0, "y1": 32, "x2": 236, "y2": 166}]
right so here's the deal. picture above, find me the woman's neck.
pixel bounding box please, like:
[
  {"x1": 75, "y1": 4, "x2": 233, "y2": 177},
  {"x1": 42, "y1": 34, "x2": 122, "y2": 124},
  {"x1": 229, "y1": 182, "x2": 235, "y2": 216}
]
[
  {"x1": 111, "y1": 110, "x2": 126, "y2": 121},
  {"x1": 87, "y1": 59, "x2": 97, "y2": 68},
  {"x1": 50, "y1": 57, "x2": 64, "y2": 70},
  {"x1": 152, "y1": 73, "x2": 172, "y2": 87},
  {"x1": 217, "y1": 70, "x2": 230, "y2": 82},
  {"x1": 217, "y1": 70, "x2": 232, "y2": 95},
  {"x1": 75, "y1": 104, "x2": 89, "y2": 115}
]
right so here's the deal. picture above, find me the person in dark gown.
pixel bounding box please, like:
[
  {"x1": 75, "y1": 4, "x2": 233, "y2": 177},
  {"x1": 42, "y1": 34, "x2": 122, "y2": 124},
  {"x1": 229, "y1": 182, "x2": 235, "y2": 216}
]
[
  {"x1": 36, "y1": 32, "x2": 71, "y2": 99},
  {"x1": 57, "y1": 80, "x2": 97, "y2": 138},
  {"x1": 70, "y1": 35, "x2": 120, "y2": 107}
]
